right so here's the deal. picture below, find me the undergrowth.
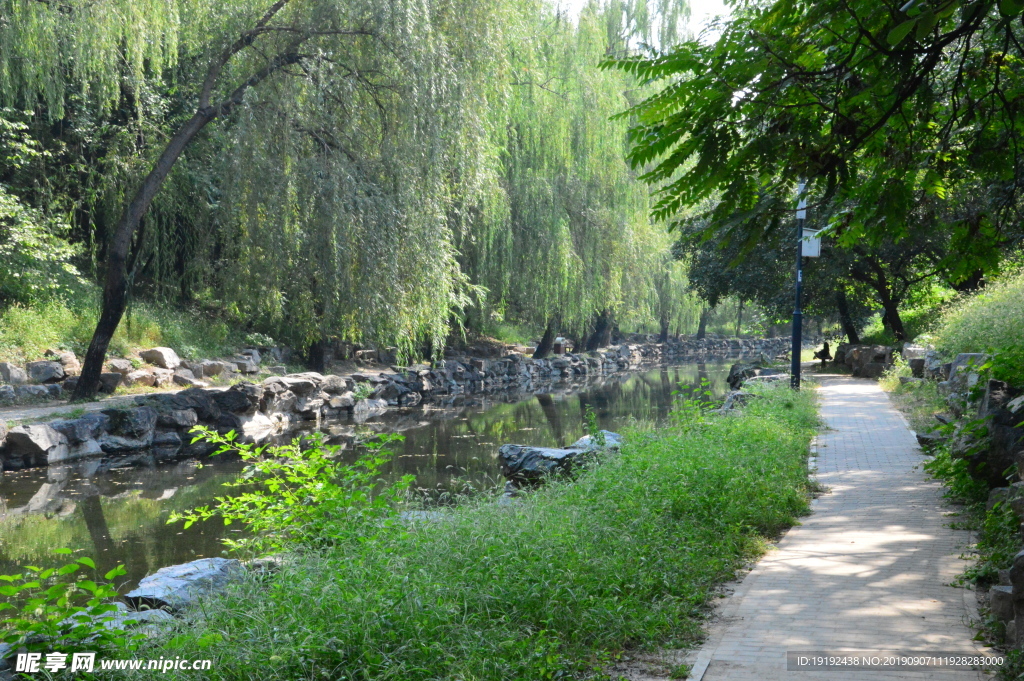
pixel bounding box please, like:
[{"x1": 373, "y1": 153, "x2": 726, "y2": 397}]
[{"x1": 105, "y1": 383, "x2": 818, "y2": 680}]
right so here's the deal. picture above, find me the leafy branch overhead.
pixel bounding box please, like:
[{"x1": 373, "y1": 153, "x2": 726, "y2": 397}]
[{"x1": 606, "y1": 0, "x2": 1024, "y2": 282}]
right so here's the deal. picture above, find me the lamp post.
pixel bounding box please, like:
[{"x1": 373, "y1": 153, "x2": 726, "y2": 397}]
[{"x1": 790, "y1": 179, "x2": 807, "y2": 390}]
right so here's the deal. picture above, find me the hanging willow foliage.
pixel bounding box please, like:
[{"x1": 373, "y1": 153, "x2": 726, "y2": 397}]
[{"x1": 0, "y1": 0, "x2": 699, "y2": 362}]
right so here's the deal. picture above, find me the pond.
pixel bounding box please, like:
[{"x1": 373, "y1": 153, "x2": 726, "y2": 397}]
[{"x1": 0, "y1": 360, "x2": 737, "y2": 590}]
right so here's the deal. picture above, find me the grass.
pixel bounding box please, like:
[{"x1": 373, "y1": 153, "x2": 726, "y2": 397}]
[
  {"x1": 0, "y1": 290, "x2": 249, "y2": 365},
  {"x1": 928, "y1": 268, "x2": 1024, "y2": 385},
  {"x1": 110, "y1": 384, "x2": 818, "y2": 681}
]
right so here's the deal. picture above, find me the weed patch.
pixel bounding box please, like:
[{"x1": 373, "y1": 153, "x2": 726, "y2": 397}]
[{"x1": 117, "y1": 385, "x2": 818, "y2": 680}]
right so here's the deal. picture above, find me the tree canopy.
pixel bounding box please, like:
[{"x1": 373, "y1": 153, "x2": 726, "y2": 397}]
[{"x1": 610, "y1": 0, "x2": 1024, "y2": 281}]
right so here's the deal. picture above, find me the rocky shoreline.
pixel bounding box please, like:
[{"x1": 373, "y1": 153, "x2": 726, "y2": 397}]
[{"x1": 0, "y1": 337, "x2": 789, "y2": 472}]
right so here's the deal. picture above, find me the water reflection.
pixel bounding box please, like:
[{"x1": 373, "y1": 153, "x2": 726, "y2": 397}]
[{"x1": 0, "y1": 360, "x2": 735, "y2": 588}]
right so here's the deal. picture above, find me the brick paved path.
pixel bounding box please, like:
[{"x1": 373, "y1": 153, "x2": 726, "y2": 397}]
[{"x1": 689, "y1": 376, "x2": 991, "y2": 680}]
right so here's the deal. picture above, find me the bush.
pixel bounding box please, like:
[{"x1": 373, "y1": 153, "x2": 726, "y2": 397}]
[
  {"x1": 126, "y1": 384, "x2": 818, "y2": 680},
  {"x1": 932, "y1": 269, "x2": 1024, "y2": 384}
]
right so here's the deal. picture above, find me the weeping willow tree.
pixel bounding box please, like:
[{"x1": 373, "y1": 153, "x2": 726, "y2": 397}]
[{"x1": 0, "y1": 0, "x2": 698, "y2": 393}]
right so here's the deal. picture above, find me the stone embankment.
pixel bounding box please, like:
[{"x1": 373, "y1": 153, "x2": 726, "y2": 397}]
[
  {"x1": 905, "y1": 348, "x2": 1024, "y2": 650},
  {"x1": 0, "y1": 337, "x2": 789, "y2": 471}
]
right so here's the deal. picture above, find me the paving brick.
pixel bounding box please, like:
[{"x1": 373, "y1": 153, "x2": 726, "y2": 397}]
[{"x1": 694, "y1": 377, "x2": 992, "y2": 681}]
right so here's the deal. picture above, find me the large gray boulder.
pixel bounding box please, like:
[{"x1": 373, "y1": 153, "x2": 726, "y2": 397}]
[
  {"x1": 26, "y1": 360, "x2": 65, "y2": 384},
  {"x1": 497, "y1": 444, "x2": 589, "y2": 485},
  {"x1": 140, "y1": 347, "x2": 181, "y2": 369},
  {"x1": 106, "y1": 358, "x2": 134, "y2": 375},
  {"x1": 5, "y1": 425, "x2": 70, "y2": 465},
  {"x1": 103, "y1": 407, "x2": 158, "y2": 439},
  {"x1": 570, "y1": 430, "x2": 624, "y2": 451},
  {"x1": 0, "y1": 361, "x2": 27, "y2": 385},
  {"x1": 124, "y1": 558, "x2": 243, "y2": 611}
]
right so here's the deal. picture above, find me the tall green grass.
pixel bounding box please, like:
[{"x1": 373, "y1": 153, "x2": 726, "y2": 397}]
[
  {"x1": 930, "y1": 269, "x2": 1024, "y2": 384},
  {"x1": 116, "y1": 385, "x2": 817, "y2": 681},
  {"x1": 0, "y1": 290, "x2": 243, "y2": 363}
]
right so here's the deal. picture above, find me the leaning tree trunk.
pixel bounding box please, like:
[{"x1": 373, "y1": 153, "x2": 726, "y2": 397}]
[
  {"x1": 74, "y1": 110, "x2": 218, "y2": 399},
  {"x1": 72, "y1": 11, "x2": 306, "y2": 399},
  {"x1": 880, "y1": 297, "x2": 908, "y2": 342},
  {"x1": 533, "y1": 319, "x2": 558, "y2": 359},
  {"x1": 835, "y1": 289, "x2": 860, "y2": 344}
]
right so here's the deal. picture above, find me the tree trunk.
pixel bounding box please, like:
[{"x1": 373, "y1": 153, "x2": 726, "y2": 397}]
[
  {"x1": 696, "y1": 307, "x2": 711, "y2": 340},
  {"x1": 835, "y1": 289, "x2": 860, "y2": 344},
  {"x1": 734, "y1": 299, "x2": 744, "y2": 337},
  {"x1": 307, "y1": 339, "x2": 330, "y2": 373},
  {"x1": 533, "y1": 319, "x2": 557, "y2": 359},
  {"x1": 880, "y1": 297, "x2": 908, "y2": 342},
  {"x1": 74, "y1": 110, "x2": 218, "y2": 399},
  {"x1": 72, "y1": 7, "x2": 305, "y2": 399},
  {"x1": 585, "y1": 309, "x2": 612, "y2": 351},
  {"x1": 658, "y1": 314, "x2": 670, "y2": 343}
]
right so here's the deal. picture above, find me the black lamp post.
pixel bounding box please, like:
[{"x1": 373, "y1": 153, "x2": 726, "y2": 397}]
[{"x1": 790, "y1": 179, "x2": 807, "y2": 390}]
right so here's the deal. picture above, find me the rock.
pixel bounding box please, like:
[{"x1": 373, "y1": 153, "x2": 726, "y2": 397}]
[
  {"x1": 213, "y1": 387, "x2": 256, "y2": 414},
  {"x1": 99, "y1": 372, "x2": 122, "y2": 394},
  {"x1": 899, "y1": 376, "x2": 924, "y2": 385},
  {"x1": 177, "y1": 388, "x2": 222, "y2": 421},
  {"x1": 0, "y1": 361, "x2": 27, "y2": 385},
  {"x1": 51, "y1": 413, "x2": 110, "y2": 444},
  {"x1": 15, "y1": 384, "x2": 49, "y2": 399},
  {"x1": 0, "y1": 384, "x2": 14, "y2": 401},
  {"x1": 328, "y1": 392, "x2": 354, "y2": 409},
  {"x1": 102, "y1": 407, "x2": 158, "y2": 439},
  {"x1": 992, "y1": 585, "x2": 1015, "y2": 622},
  {"x1": 264, "y1": 376, "x2": 317, "y2": 396},
  {"x1": 399, "y1": 391, "x2": 422, "y2": 407},
  {"x1": 172, "y1": 372, "x2": 207, "y2": 388},
  {"x1": 157, "y1": 409, "x2": 198, "y2": 429},
  {"x1": 240, "y1": 348, "x2": 261, "y2": 365},
  {"x1": 569, "y1": 430, "x2": 623, "y2": 451},
  {"x1": 497, "y1": 444, "x2": 592, "y2": 485},
  {"x1": 908, "y1": 358, "x2": 926, "y2": 378},
  {"x1": 45, "y1": 350, "x2": 81, "y2": 376},
  {"x1": 233, "y1": 358, "x2": 259, "y2": 374},
  {"x1": 152, "y1": 368, "x2": 175, "y2": 387},
  {"x1": 1008, "y1": 619, "x2": 1018, "y2": 647},
  {"x1": 98, "y1": 434, "x2": 151, "y2": 452},
  {"x1": 263, "y1": 388, "x2": 296, "y2": 413},
  {"x1": 294, "y1": 395, "x2": 324, "y2": 417},
  {"x1": 106, "y1": 358, "x2": 135, "y2": 376},
  {"x1": 321, "y1": 375, "x2": 352, "y2": 394},
  {"x1": 858, "y1": 362, "x2": 888, "y2": 379},
  {"x1": 268, "y1": 365, "x2": 287, "y2": 375},
  {"x1": 152, "y1": 431, "x2": 183, "y2": 448},
  {"x1": 220, "y1": 411, "x2": 276, "y2": 442},
  {"x1": 124, "y1": 369, "x2": 156, "y2": 387},
  {"x1": 125, "y1": 558, "x2": 243, "y2": 611},
  {"x1": 26, "y1": 360, "x2": 65, "y2": 383},
  {"x1": 353, "y1": 398, "x2": 388, "y2": 417},
  {"x1": 46, "y1": 383, "x2": 63, "y2": 399},
  {"x1": 140, "y1": 347, "x2": 181, "y2": 369},
  {"x1": 5, "y1": 425, "x2": 69, "y2": 465},
  {"x1": 200, "y1": 360, "x2": 231, "y2": 377}
]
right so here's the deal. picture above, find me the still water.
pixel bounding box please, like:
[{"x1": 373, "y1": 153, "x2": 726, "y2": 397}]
[{"x1": 0, "y1": 360, "x2": 735, "y2": 590}]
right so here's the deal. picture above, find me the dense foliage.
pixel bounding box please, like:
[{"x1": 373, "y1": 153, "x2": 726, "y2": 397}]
[
  {"x1": 608, "y1": 0, "x2": 1024, "y2": 342},
  {"x1": 0, "y1": 0, "x2": 700, "y2": 370}
]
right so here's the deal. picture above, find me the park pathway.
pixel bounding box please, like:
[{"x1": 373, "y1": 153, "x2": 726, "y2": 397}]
[{"x1": 687, "y1": 375, "x2": 992, "y2": 680}]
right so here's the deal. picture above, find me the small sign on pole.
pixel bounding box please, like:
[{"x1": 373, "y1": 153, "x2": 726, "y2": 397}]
[{"x1": 801, "y1": 228, "x2": 821, "y2": 257}]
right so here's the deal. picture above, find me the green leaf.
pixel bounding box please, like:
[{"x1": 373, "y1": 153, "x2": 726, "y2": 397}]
[
  {"x1": 915, "y1": 10, "x2": 937, "y2": 38},
  {"x1": 999, "y1": 0, "x2": 1024, "y2": 15},
  {"x1": 888, "y1": 18, "x2": 919, "y2": 45},
  {"x1": 53, "y1": 548, "x2": 73, "y2": 555},
  {"x1": 76, "y1": 557, "x2": 96, "y2": 569}
]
